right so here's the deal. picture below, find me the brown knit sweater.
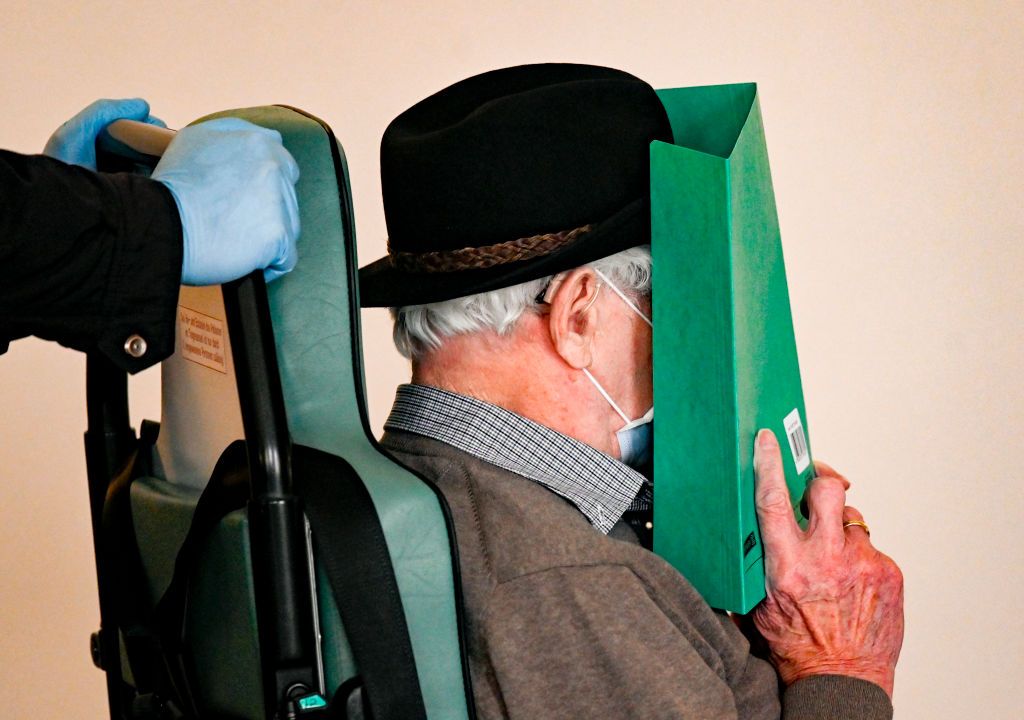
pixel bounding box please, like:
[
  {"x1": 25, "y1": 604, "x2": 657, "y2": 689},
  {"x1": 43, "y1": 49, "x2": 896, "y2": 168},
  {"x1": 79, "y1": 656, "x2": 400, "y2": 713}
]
[{"x1": 382, "y1": 429, "x2": 893, "y2": 720}]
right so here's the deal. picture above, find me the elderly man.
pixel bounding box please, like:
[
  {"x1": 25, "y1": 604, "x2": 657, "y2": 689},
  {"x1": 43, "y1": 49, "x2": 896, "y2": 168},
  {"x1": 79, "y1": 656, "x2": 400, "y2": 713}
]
[{"x1": 359, "y1": 64, "x2": 903, "y2": 719}]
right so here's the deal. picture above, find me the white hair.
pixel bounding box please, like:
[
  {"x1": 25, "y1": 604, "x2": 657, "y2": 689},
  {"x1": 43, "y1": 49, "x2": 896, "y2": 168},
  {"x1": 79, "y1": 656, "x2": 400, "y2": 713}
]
[{"x1": 390, "y1": 245, "x2": 651, "y2": 359}]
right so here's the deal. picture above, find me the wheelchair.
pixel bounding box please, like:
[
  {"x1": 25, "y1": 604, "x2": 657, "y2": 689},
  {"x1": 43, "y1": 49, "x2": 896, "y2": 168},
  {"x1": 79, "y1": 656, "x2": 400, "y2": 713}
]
[{"x1": 84, "y1": 106, "x2": 475, "y2": 719}]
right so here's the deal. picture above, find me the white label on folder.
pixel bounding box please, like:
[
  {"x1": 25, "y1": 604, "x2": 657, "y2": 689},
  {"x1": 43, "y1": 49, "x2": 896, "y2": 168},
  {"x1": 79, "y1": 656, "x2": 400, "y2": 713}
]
[
  {"x1": 178, "y1": 306, "x2": 227, "y2": 374},
  {"x1": 783, "y1": 408, "x2": 810, "y2": 474}
]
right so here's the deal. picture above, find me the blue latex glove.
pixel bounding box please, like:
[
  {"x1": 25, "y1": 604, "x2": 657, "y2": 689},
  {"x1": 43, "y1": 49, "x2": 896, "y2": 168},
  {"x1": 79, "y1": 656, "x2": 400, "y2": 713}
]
[
  {"x1": 151, "y1": 118, "x2": 300, "y2": 285},
  {"x1": 43, "y1": 98, "x2": 165, "y2": 170}
]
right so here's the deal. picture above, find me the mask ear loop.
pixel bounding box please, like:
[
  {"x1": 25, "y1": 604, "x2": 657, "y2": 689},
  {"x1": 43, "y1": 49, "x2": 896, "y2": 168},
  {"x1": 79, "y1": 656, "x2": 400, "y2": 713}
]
[
  {"x1": 565, "y1": 273, "x2": 627, "y2": 422},
  {"x1": 543, "y1": 267, "x2": 644, "y2": 428},
  {"x1": 583, "y1": 268, "x2": 655, "y2": 427},
  {"x1": 582, "y1": 367, "x2": 632, "y2": 425},
  {"x1": 592, "y1": 268, "x2": 652, "y2": 327}
]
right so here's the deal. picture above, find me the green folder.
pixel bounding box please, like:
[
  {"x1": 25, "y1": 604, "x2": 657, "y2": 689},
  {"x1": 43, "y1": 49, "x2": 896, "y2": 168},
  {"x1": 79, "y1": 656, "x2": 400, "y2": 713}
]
[{"x1": 651, "y1": 83, "x2": 814, "y2": 613}]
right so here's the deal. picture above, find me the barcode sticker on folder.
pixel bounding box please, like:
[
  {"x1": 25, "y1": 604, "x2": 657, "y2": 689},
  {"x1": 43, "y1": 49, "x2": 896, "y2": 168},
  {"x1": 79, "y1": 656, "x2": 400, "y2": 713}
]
[{"x1": 783, "y1": 408, "x2": 810, "y2": 474}]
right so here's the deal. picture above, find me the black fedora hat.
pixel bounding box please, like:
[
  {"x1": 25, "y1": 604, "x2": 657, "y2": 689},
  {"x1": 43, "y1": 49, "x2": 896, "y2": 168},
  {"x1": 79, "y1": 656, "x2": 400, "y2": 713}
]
[{"x1": 358, "y1": 63, "x2": 673, "y2": 307}]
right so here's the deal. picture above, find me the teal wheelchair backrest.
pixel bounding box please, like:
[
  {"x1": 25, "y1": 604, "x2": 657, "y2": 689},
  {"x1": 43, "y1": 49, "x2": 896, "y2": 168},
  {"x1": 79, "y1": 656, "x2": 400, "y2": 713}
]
[{"x1": 94, "y1": 106, "x2": 472, "y2": 719}]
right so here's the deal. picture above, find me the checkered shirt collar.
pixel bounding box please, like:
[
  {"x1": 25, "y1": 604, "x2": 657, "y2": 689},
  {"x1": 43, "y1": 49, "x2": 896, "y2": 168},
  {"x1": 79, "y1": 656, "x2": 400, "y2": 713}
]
[{"x1": 384, "y1": 383, "x2": 648, "y2": 534}]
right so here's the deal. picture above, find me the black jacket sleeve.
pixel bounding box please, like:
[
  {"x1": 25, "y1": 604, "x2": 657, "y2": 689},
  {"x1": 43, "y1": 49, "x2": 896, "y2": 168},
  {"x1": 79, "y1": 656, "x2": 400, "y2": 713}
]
[{"x1": 0, "y1": 150, "x2": 183, "y2": 373}]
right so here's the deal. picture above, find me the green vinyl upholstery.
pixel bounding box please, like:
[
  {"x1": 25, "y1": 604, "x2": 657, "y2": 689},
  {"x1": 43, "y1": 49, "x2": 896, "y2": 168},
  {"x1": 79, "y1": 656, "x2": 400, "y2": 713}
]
[{"x1": 130, "y1": 106, "x2": 471, "y2": 719}]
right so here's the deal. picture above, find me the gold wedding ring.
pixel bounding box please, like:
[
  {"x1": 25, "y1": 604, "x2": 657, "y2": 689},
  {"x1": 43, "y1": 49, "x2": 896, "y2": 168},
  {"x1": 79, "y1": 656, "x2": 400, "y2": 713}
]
[{"x1": 843, "y1": 520, "x2": 871, "y2": 536}]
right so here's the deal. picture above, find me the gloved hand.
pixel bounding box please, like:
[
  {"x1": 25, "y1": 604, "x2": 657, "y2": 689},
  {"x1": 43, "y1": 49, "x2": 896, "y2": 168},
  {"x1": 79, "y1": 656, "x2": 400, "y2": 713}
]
[
  {"x1": 43, "y1": 98, "x2": 165, "y2": 170},
  {"x1": 151, "y1": 118, "x2": 300, "y2": 285}
]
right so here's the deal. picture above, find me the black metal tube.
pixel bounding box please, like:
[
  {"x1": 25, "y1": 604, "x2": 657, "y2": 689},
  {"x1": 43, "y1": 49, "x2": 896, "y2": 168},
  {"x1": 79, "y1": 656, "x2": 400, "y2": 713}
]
[
  {"x1": 248, "y1": 498, "x2": 317, "y2": 663},
  {"x1": 222, "y1": 273, "x2": 292, "y2": 499},
  {"x1": 83, "y1": 355, "x2": 137, "y2": 719},
  {"x1": 222, "y1": 272, "x2": 321, "y2": 717}
]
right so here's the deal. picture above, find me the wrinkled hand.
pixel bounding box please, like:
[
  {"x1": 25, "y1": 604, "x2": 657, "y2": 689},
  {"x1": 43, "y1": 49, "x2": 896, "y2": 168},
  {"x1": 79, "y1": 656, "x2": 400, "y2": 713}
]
[
  {"x1": 43, "y1": 98, "x2": 165, "y2": 170},
  {"x1": 151, "y1": 118, "x2": 300, "y2": 285},
  {"x1": 751, "y1": 430, "x2": 904, "y2": 697}
]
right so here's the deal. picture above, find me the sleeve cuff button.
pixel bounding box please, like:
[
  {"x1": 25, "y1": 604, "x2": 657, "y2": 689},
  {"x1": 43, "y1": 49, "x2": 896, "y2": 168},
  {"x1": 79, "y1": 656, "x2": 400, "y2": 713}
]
[{"x1": 124, "y1": 334, "x2": 148, "y2": 358}]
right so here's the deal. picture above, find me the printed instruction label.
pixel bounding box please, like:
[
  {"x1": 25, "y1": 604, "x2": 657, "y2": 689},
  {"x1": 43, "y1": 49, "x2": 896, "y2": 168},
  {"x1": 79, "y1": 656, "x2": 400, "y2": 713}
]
[
  {"x1": 783, "y1": 408, "x2": 810, "y2": 474},
  {"x1": 178, "y1": 306, "x2": 227, "y2": 374}
]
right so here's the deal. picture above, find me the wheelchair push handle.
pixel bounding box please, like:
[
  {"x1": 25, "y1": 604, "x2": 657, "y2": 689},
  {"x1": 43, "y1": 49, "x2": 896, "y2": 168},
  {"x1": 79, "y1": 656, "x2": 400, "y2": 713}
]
[
  {"x1": 94, "y1": 119, "x2": 176, "y2": 172},
  {"x1": 103, "y1": 118, "x2": 176, "y2": 157}
]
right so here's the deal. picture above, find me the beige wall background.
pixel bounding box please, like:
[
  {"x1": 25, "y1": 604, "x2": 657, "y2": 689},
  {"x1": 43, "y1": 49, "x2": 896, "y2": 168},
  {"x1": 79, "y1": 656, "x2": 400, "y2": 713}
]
[{"x1": 1, "y1": 1, "x2": 1021, "y2": 718}]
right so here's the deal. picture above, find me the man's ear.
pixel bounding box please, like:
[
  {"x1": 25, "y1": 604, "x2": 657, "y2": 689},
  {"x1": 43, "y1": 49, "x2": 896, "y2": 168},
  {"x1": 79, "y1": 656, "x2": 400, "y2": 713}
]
[{"x1": 548, "y1": 268, "x2": 600, "y2": 369}]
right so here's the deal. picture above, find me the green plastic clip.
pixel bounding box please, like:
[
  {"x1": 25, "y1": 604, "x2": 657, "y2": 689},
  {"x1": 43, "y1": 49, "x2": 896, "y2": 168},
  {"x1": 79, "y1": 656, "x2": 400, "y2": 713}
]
[{"x1": 298, "y1": 693, "x2": 328, "y2": 711}]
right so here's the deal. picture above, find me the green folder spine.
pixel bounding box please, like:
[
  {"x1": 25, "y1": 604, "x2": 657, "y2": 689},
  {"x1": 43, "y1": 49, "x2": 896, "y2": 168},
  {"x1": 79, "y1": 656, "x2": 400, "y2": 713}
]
[{"x1": 652, "y1": 83, "x2": 813, "y2": 613}]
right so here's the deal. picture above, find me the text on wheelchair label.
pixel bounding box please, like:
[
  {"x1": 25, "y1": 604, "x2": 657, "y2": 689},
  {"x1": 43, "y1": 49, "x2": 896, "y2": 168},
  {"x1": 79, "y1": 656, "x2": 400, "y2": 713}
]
[{"x1": 178, "y1": 306, "x2": 227, "y2": 374}]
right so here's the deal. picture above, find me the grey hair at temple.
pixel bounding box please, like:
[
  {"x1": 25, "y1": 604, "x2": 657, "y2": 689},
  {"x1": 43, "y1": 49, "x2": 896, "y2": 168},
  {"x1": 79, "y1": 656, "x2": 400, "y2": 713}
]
[{"x1": 390, "y1": 246, "x2": 652, "y2": 360}]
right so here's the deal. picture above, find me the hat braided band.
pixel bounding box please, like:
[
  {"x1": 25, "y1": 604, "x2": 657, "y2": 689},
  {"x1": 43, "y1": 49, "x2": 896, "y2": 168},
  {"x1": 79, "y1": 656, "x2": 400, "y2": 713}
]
[{"x1": 388, "y1": 224, "x2": 593, "y2": 273}]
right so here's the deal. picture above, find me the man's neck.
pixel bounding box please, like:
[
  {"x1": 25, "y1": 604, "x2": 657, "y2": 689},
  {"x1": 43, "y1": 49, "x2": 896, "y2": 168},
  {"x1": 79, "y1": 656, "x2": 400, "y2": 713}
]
[{"x1": 411, "y1": 317, "x2": 619, "y2": 456}]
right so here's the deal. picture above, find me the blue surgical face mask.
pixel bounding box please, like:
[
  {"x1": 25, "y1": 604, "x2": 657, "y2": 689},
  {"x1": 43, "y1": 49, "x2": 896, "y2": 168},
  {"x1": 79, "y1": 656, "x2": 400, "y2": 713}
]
[
  {"x1": 582, "y1": 269, "x2": 653, "y2": 468},
  {"x1": 617, "y1": 415, "x2": 653, "y2": 468}
]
